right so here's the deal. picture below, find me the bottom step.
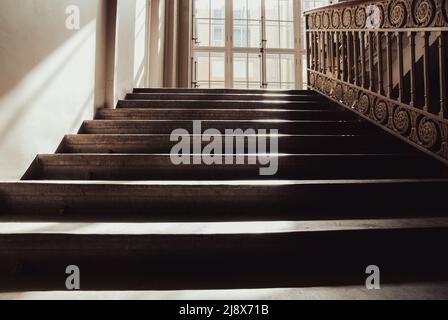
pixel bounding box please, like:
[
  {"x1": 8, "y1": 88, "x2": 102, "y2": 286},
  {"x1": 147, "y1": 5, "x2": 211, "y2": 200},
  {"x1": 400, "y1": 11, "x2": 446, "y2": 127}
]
[
  {"x1": 0, "y1": 219, "x2": 448, "y2": 291},
  {"x1": 2, "y1": 282, "x2": 448, "y2": 300}
]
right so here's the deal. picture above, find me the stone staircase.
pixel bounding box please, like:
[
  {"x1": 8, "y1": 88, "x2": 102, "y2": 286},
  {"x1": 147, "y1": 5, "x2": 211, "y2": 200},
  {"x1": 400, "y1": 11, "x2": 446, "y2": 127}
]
[{"x1": 1, "y1": 88, "x2": 448, "y2": 297}]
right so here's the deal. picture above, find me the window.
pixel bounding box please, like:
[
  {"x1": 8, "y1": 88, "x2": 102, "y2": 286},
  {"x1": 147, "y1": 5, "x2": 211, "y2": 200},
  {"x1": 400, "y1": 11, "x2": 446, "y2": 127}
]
[{"x1": 192, "y1": 0, "x2": 300, "y2": 89}]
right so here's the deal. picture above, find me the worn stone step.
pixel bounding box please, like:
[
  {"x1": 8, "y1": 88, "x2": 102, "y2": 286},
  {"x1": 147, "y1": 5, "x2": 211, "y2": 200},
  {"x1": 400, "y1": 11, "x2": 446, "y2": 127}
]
[
  {"x1": 0, "y1": 218, "x2": 448, "y2": 291},
  {"x1": 56, "y1": 134, "x2": 413, "y2": 154},
  {"x1": 0, "y1": 180, "x2": 447, "y2": 221},
  {"x1": 133, "y1": 88, "x2": 316, "y2": 95},
  {"x1": 117, "y1": 99, "x2": 333, "y2": 110},
  {"x1": 95, "y1": 108, "x2": 357, "y2": 121},
  {"x1": 23, "y1": 154, "x2": 447, "y2": 181},
  {"x1": 80, "y1": 120, "x2": 379, "y2": 135},
  {"x1": 125, "y1": 92, "x2": 324, "y2": 101},
  {"x1": 2, "y1": 282, "x2": 448, "y2": 299}
]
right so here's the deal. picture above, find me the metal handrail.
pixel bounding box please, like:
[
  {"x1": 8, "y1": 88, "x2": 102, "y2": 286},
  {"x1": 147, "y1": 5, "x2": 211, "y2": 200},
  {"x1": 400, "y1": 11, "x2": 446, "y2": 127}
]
[{"x1": 305, "y1": 0, "x2": 448, "y2": 164}]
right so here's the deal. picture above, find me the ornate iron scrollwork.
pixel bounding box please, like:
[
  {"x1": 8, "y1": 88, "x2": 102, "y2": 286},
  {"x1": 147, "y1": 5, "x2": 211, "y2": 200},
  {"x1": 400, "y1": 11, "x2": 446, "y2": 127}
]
[
  {"x1": 305, "y1": 0, "x2": 448, "y2": 164},
  {"x1": 389, "y1": 0, "x2": 408, "y2": 27},
  {"x1": 413, "y1": 0, "x2": 436, "y2": 26},
  {"x1": 418, "y1": 117, "x2": 440, "y2": 149}
]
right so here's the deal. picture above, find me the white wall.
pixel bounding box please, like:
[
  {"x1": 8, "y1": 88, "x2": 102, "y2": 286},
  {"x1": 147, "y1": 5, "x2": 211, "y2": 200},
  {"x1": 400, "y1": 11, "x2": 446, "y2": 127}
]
[
  {"x1": 0, "y1": 0, "x2": 107, "y2": 180},
  {"x1": 113, "y1": 0, "x2": 149, "y2": 103}
]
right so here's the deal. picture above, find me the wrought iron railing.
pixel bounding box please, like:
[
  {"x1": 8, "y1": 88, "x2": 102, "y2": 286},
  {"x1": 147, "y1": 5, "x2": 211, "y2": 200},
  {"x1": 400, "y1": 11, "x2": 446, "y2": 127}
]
[{"x1": 305, "y1": 0, "x2": 448, "y2": 164}]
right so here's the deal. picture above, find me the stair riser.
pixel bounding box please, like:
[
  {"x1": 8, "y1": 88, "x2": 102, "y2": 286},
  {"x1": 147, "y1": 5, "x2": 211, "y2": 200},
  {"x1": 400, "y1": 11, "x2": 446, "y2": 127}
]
[
  {"x1": 126, "y1": 93, "x2": 325, "y2": 102},
  {"x1": 96, "y1": 109, "x2": 357, "y2": 121},
  {"x1": 57, "y1": 135, "x2": 412, "y2": 154},
  {"x1": 0, "y1": 182, "x2": 447, "y2": 221},
  {"x1": 80, "y1": 120, "x2": 378, "y2": 135},
  {"x1": 1, "y1": 229, "x2": 448, "y2": 291},
  {"x1": 133, "y1": 88, "x2": 315, "y2": 95},
  {"x1": 24, "y1": 155, "x2": 444, "y2": 180}
]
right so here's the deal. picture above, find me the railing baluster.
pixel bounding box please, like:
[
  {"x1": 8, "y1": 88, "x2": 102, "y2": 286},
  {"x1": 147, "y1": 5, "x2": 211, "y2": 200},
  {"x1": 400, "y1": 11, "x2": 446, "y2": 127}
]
[
  {"x1": 325, "y1": 31, "x2": 331, "y2": 72},
  {"x1": 306, "y1": 31, "x2": 311, "y2": 71},
  {"x1": 439, "y1": 32, "x2": 446, "y2": 118},
  {"x1": 325, "y1": 31, "x2": 328, "y2": 74},
  {"x1": 336, "y1": 32, "x2": 341, "y2": 79},
  {"x1": 341, "y1": 32, "x2": 348, "y2": 81},
  {"x1": 321, "y1": 31, "x2": 325, "y2": 73},
  {"x1": 360, "y1": 32, "x2": 366, "y2": 88},
  {"x1": 410, "y1": 32, "x2": 416, "y2": 107},
  {"x1": 315, "y1": 32, "x2": 319, "y2": 71},
  {"x1": 423, "y1": 32, "x2": 430, "y2": 112},
  {"x1": 354, "y1": 31, "x2": 359, "y2": 86},
  {"x1": 315, "y1": 32, "x2": 320, "y2": 71},
  {"x1": 369, "y1": 31, "x2": 375, "y2": 92},
  {"x1": 323, "y1": 31, "x2": 327, "y2": 74},
  {"x1": 397, "y1": 32, "x2": 404, "y2": 103},
  {"x1": 347, "y1": 31, "x2": 353, "y2": 84},
  {"x1": 386, "y1": 32, "x2": 393, "y2": 98},
  {"x1": 314, "y1": 32, "x2": 318, "y2": 71},
  {"x1": 320, "y1": 31, "x2": 324, "y2": 73},
  {"x1": 377, "y1": 32, "x2": 384, "y2": 95},
  {"x1": 329, "y1": 32, "x2": 334, "y2": 74},
  {"x1": 321, "y1": 31, "x2": 326, "y2": 73}
]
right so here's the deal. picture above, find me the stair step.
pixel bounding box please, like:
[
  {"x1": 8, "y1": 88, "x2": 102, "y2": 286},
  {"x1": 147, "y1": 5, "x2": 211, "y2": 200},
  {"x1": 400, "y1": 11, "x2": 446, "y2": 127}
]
[
  {"x1": 125, "y1": 93, "x2": 325, "y2": 102},
  {"x1": 133, "y1": 88, "x2": 316, "y2": 95},
  {"x1": 80, "y1": 120, "x2": 379, "y2": 135},
  {"x1": 57, "y1": 134, "x2": 413, "y2": 154},
  {"x1": 117, "y1": 99, "x2": 333, "y2": 110},
  {"x1": 95, "y1": 108, "x2": 357, "y2": 121},
  {"x1": 2, "y1": 282, "x2": 448, "y2": 300},
  {"x1": 0, "y1": 180, "x2": 447, "y2": 221},
  {"x1": 0, "y1": 218, "x2": 448, "y2": 291},
  {"x1": 23, "y1": 154, "x2": 447, "y2": 181}
]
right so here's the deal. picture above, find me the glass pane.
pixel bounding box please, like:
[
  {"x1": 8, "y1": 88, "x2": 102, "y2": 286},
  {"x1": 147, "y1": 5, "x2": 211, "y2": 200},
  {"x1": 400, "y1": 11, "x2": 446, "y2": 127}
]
[
  {"x1": 211, "y1": 20, "x2": 225, "y2": 47},
  {"x1": 248, "y1": 21, "x2": 261, "y2": 47},
  {"x1": 234, "y1": 53, "x2": 247, "y2": 82},
  {"x1": 281, "y1": 54, "x2": 295, "y2": 84},
  {"x1": 233, "y1": 0, "x2": 247, "y2": 20},
  {"x1": 210, "y1": 52, "x2": 225, "y2": 82},
  {"x1": 248, "y1": 0, "x2": 261, "y2": 20},
  {"x1": 266, "y1": 0, "x2": 279, "y2": 20},
  {"x1": 211, "y1": 0, "x2": 225, "y2": 19},
  {"x1": 266, "y1": 21, "x2": 280, "y2": 48},
  {"x1": 280, "y1": 22, "x2": 294, "y2": 48},
  {"x1": 279, "y1": 0, "x2": 293, "y2": 21},
  {"x1": 195, "y1": 52, "x2": 210, "y2": 82},
  {"x1": 233, "y1": 53, "x2": 261, "y2": 87},
  {"x1": 196, "y1": 19, "x2": 210, "y2": 46},
  {"x1": 233, "y1": 20, "x2": 247, "y2": 47},
  {"x1": 233, "y1": 0, "x2": 261, "y2": 49},
  {"x1": 248, "y1": 53, "x2": 261, "y2": 83},
  {"x1": 195, "y1": 0, "x2": 209, "y2": 18},
  {"x1": 266, "y1": 54, "x2": 280, "y2": 83}
]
